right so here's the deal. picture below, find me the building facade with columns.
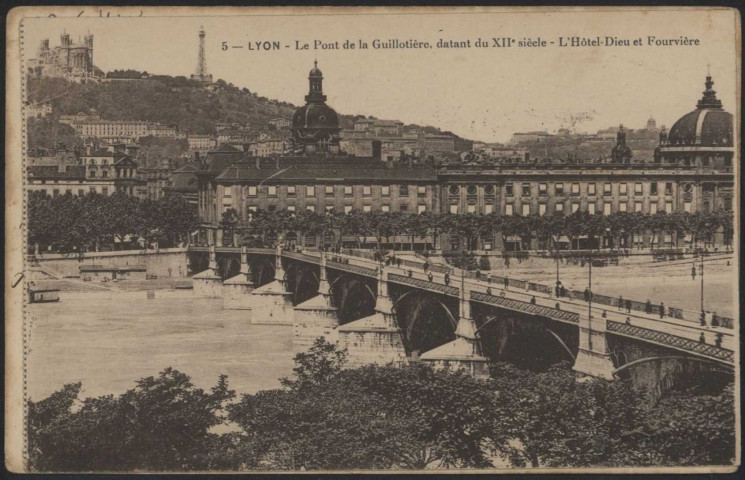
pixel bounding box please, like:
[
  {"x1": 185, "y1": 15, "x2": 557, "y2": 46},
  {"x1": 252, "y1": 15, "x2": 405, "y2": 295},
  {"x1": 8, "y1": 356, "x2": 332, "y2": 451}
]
[{"x1": 196, "y1": 67, "x2": 735, "y2": 252}]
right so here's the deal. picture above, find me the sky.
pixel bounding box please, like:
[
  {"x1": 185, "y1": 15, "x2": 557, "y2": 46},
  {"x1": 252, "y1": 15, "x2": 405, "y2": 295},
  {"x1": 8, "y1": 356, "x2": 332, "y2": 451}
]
[{"x1": 20, "y1": 7, "x2": 739, "y2": 143}]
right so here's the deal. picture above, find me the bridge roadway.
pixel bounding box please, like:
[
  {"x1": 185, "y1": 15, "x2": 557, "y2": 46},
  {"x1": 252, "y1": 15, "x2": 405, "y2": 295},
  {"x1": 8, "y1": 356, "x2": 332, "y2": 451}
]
[{"x1": 189, "y1": 246, "x2": 736, "y2": 365}]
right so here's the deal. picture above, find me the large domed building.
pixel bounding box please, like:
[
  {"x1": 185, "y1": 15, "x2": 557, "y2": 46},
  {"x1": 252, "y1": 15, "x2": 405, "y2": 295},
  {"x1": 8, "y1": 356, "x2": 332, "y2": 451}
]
[
  {"x1": 290, "y1": 61, "x2": 342, "y2": 155},
  {"x1": 655, "y1": 75, "x2": 734, "y2": 171}
]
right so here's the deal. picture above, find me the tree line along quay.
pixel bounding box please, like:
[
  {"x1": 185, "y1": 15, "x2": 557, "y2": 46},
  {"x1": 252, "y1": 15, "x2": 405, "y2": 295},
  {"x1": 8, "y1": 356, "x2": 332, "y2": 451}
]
[{"x1": 27, "y1": 188, "x2": 733, "y2": 253}]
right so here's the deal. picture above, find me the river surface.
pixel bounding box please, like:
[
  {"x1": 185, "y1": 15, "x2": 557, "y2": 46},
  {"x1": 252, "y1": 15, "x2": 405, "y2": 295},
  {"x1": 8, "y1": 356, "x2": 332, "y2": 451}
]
[
  {"x1": 27, "y1": 293, "x2": 296, "y2": 402},
  {"x1": 26, "y1": 255, "x2": 736, "y2": 402}
]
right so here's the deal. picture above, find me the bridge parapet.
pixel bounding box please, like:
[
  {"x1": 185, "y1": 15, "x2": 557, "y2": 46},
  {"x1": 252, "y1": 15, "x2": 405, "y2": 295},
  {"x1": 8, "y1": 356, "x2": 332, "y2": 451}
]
[
  {"x1": 470, "y1": 291, "x2": 580, "y2": 324},
  {"x1": 282, "y1": 250, "x2": 320, "y2": 265},
  {"x1": 607, "y1": 320, "x2": 734, "y2": 364},
  {"x1": 328, "y1": 261, "x2": 377, "y2": 277},
  {"x1": 388, "y1": 273, "x2": 460, "y2": 297}
]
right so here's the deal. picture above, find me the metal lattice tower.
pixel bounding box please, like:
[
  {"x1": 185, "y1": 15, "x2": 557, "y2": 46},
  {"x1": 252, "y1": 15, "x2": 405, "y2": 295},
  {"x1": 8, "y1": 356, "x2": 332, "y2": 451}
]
[{"x1": 192, "y1": 26, "x2": 211, "y2": 83}]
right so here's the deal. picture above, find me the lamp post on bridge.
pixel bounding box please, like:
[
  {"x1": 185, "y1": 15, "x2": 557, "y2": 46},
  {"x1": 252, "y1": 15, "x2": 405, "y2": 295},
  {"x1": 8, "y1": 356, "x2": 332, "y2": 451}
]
[
  {"x1": 699, "y1": 252, "x2": 705, "y2": 322},
  {"x1": 587, "y1": 252, "x2": 593, "y2": 349}
]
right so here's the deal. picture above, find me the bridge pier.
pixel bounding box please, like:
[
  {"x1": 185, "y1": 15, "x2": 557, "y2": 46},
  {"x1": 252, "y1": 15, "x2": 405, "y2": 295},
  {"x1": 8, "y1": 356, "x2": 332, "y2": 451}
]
[
  {"x1": 250, "y1": 245, "x2": 293, "y2": 325},
  {"x1": 573, "y1": 315, "x2": 615, "y2": 380},
  {"x1": 293, "y1": 253, "x2": 339, "y2": 348},
  {"x1": 193, "y1": 245, "x2": 223, "y2": 298},
  {"x1": 338, "y1": 266, "x2": 407, "y2": 368},
  {"x1": 421, "y1": 289, "x2": 489, "y2": 379},
  {"x1": 223, "y1": 246, "x2": 255, "y2": 309}
]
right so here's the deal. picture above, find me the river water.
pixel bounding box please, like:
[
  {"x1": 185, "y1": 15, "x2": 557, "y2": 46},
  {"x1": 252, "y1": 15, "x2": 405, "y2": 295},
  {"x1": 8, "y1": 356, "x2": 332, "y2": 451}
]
[
  {"x1": 26, "y1": 255, "x2": 737, "y2": 402},
  {"x1": 27, "y1": 292, "x2": 296, "y2": 402}
]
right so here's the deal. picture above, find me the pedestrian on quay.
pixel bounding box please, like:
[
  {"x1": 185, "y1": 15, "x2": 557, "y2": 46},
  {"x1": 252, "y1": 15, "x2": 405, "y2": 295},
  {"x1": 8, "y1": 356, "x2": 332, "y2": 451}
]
[
  {"x1": 700, "y1": 310, "x2": 707, "y2": 326},
  {"x1": 408, "y1": 269, "x2": 413, "y2": 278},
  {"x1": 645, "y1": 299, "x2": 652, "y2": 314},
  {"x1": 715, "y1": 332, "x2": 723, "y2": 348},
  {"x1": 625, "y1": 298, "x2": 632, "y2": 313},
  {"x1": 618, "y1": 295, "x2": 624, "y2": 311},
  {"x1": 712, "y1": 313, "x2": 720, "y2": 327},
  {"x1": 584, "y1": 288, "x2": 591, "y2": 302},
  {"x1": 555, "y1": 282, "x2": 562, "y2": 298},
  {"x1": 555, "y1": 302, "x2": 561, "y2": 310},
  {"x1": 427, "y1": 272, "x2": 433, "y2": 282},
  {"x1": 625, "y1": 316, "x2": 631, "y2": 325},
  {"x1": 505, "y1": 278, "x2": 510, "y2": 289},
  {"x1": 397, "y1": 258, "x2": 402, "y2": 268},
  {"x1": 530, "y1": 296, "x2": 536, "y2": 305},
  {"x1": 699, "y1": 332, "x2": 706, "y2": 344},
  {"x1": 659, "y1": 302, "x2": 665, "y2": 319},
  {"x1": 444, "y1": 273, "x2": 450, "y2": 285},
  {"x1": 691, "y1": 265, "x2": 697, "y2": 280},
  {"x1": 486, "y1": 287, "x2": 492, "y2": 296},
  {"x1": 423, "y1": 261, "x2": 429, "y2": 272},
  {"x1": 602, "y1": 310, "x2": 607, "y2": 318}
]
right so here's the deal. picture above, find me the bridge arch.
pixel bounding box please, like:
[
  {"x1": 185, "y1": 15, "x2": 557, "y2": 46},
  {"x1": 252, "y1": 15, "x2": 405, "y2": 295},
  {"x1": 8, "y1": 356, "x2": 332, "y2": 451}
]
[
  {"x1": 188, "y1": 252, "x2": 209, "y2": 276},
  {"x1": 612, "y1": 355, "x2": 734, "y2": 402},
  {"x1": 390, "y1": 289, "x2": 458, "y2": 357},
  {"x1": 473, "y1": 309, "x2": 578, "y2": 371},
  {"x1": 291, "y1": 266, "x2": 320, "y2": 306},
  {"x1": 217, "y1": 256, "x2": 241, "y2": 280},
  {"x1": 330, "y1": 274, "x2": 377, "y2": 324},
  {"x1": 255, "y1": 259, "x2": 275, "y2": 287}
]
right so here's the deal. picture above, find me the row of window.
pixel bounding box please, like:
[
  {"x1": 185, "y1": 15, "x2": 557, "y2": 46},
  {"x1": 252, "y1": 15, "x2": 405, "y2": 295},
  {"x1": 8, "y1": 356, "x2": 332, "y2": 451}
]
[
  {"x1": 450, "y1": 233, "x2": 681, "y2": 252},
  {"x1": 238, "y1": 204, "x2": 428, "y2": 214},
  {"x1": 39, "y1": 187, "x2": 109, "y2": 196},
  {"x1": 504, "y1": 182, "x2": 676, "y2": 197},
  {"x1": 499, "y1": 201, "x2": 684, "y2": 216},
  {"x1": 233, "y1": 185, "x2": 429, "y2": 198}
]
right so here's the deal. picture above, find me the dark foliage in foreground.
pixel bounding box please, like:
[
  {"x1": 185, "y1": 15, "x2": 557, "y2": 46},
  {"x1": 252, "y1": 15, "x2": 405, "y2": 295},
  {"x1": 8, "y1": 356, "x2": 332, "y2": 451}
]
[{"x1": 28, "y1": 339, "x2": 735, "y2": 471}]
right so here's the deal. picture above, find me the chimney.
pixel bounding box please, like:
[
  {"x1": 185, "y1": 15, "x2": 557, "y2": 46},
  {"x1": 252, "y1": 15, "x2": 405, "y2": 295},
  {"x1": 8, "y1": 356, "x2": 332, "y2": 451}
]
[
  {"x1": 255, "y1": 156, "x2": 260, "y2": 169},
  {"x1": 275, "y1": 156, "x2": 280, "y2": 169}
]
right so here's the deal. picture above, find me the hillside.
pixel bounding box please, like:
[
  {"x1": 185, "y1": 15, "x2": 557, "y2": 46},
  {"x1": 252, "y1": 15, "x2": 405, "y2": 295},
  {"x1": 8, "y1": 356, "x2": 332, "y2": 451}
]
[{"x1": 26, "y1": 73, "x2": 467, "y2": 144}]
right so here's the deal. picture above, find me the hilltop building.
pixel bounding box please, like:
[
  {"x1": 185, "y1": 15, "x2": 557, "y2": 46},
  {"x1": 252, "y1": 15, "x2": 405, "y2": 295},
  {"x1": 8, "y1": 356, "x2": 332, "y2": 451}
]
[{"x1": 27, "y1": 32, "x2": 101, "y2": 82}]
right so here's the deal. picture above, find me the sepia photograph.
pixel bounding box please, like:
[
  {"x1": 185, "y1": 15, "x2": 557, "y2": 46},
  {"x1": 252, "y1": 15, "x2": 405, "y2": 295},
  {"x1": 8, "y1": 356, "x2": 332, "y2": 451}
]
[{"x1": 4, "y1": 6, "x2": 740, "y2": 473}]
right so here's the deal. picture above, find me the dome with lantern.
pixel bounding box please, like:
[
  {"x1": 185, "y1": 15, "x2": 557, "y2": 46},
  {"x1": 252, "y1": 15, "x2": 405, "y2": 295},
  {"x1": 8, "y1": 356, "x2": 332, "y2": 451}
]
[
  {"x1": 666, "y1": 75, "x2": 733, "y2": 147},
  {"x1": 290, "y1": 61, "x2": 341, "y2": 154}
]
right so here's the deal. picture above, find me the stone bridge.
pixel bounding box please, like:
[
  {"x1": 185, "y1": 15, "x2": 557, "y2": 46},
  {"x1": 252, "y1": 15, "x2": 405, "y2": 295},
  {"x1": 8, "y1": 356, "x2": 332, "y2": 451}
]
[{"x1": 187, "y1": 244, "x2": 735, "y2": 395}]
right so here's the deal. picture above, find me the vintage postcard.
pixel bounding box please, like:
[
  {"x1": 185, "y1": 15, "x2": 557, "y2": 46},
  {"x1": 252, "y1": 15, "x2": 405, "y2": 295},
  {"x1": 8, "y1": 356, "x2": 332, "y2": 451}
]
[{"x1": 5, "y1": 6, "x2": 740, "y2": 473}]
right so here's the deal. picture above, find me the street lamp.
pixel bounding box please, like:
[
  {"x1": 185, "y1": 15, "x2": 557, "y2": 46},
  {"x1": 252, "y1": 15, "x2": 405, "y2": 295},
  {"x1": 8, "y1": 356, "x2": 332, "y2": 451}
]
[
  {"x1": 699, "y1": 251, "x2": 705, "y2": 315},
  {"x1": 587, "y1": 252, "x2": 593, "y2": 349},
  {"x1": 555, "y1": 250, "x2": 561, "y2": 295}
]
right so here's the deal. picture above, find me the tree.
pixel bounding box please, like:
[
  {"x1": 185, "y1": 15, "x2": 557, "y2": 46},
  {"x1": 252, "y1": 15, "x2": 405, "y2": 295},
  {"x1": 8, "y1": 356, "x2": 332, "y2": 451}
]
[
  {"x1": 280, "y1": 337, "x2": 347, "y2": 391},
  {"x1": 27, "y1": 368, "x2": 235, "y2": 472},
  {"x1": 563, "y1": 210, "x2": 588, "y2": 251},
  {"x1": 228, "y1": 341, "x2": 511, "y2": 470},
  {"x1": 634, "y1": 383, "x2": 736, "y2": 466},
  {"x1": 157, "y1": 193, "x2": 198, "y2": 246},
  {"x1": 220, "y1": 208, "x2": 241, "y2": 247},
  {"x1": 106, "y1": 192, "x2": 142, "y2": 248},
  {"x1": 491, "y1": 362, "x2": 645, "y2": 468}
]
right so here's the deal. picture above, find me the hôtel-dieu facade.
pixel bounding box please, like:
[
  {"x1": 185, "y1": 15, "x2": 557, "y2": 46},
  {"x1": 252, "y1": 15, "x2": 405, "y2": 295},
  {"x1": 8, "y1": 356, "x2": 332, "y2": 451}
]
[{"x1": 196, "y1": 63, "x2": 734, "y2": 253}]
